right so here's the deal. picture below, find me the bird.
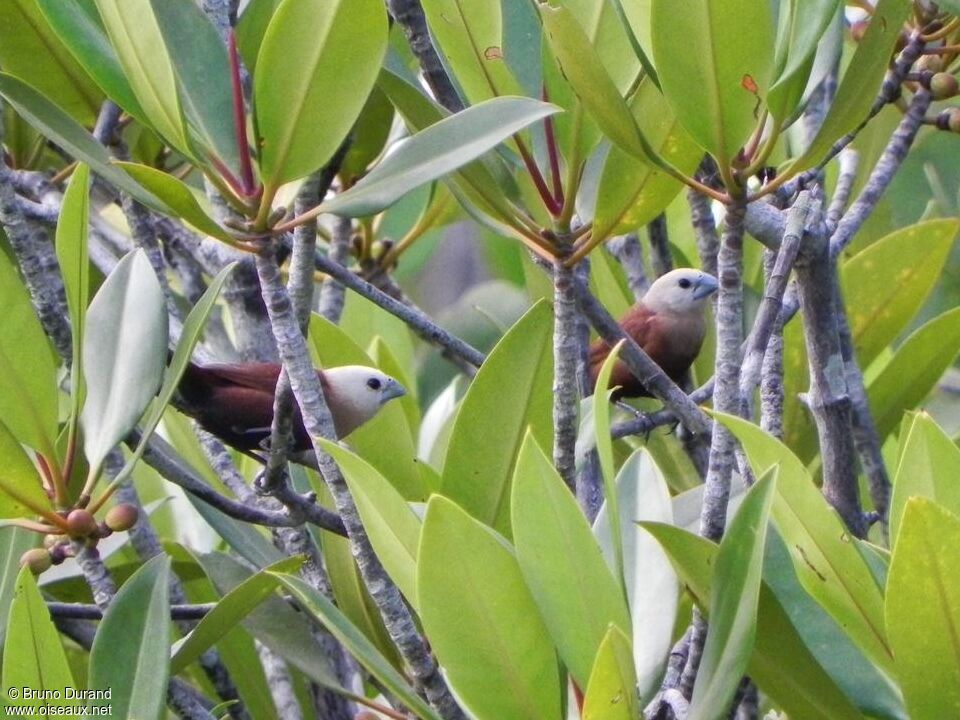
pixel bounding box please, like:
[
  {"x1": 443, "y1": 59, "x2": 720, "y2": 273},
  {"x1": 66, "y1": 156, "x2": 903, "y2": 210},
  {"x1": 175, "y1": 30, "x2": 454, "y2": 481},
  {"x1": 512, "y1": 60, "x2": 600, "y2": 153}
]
[
  {"x1": 176, "y1": 361, "x2": 406, "y2": 459},
  {"x1": 589, "y1": 268, "x2": 718, "y2": 400}
]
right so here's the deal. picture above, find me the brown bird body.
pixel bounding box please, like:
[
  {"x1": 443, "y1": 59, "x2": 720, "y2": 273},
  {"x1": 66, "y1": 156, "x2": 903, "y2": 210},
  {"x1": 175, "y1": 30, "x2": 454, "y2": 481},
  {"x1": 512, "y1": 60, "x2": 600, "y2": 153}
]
[
  {"x1": 589, "y1": 268, "x2": 717, "y2": 400},
  {"x1": 177, "y1": 361, "x2": 406, "y2": 456}
]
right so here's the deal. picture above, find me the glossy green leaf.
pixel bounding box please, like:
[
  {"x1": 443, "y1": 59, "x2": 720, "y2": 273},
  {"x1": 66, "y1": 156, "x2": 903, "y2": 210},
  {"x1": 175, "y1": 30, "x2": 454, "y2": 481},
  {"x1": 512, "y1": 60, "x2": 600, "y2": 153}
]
[
  {"x1": 255, "y1": 0, "x2": 387, "y2": 187},
  {"x1": 593, "y1": 341, "x2": 626, "y2": 591},
  {"x1": 593, "y1": 450, "x2": 678, "y2": 699},
  {"x1": 511, "y1": 433, "x2": 631, "y2": 689},
  {"x1": 764, "y1": 529, "x2": 904, "y2": 719},
  {"x1": 149, "y1": 0, "x2": 242, "y2": 176},
  {"x1": 2, "y1": 568, "x2": 75, "y2": 714},
  {"x1": 200, "y1": 552, "x2": 347, "y2": 692},
  {"x1": 420, "y1": 0, "x2": 522, "y2": 104},
  {"x1": 339, "y1": 86, "x2": 394, "y2": 182},
  {"x1": 81, "y1": 249, "x2": 168, "y2": 477},
  {"x1": 309, "y1": 314, "x2": 424, "y2": 500},
  {"x1": 93, "y1": 0, "x2": 189, "y2": 151},
  {"x1": 319, "y1": 441, "x2": 421, "y2": 606},
  {"x1": 37, "y1": 0, "x2": 145, "y2": 122},
  {"x1": 89, "y1": 555, "x2": 171, "y2": 720},
  {"x1": 170, "y1": 556, "x2": 303, "y2": 673},
  {"x1": 868, "y1": 307, "x2": 960, "y2": 440},
  {"x1": 592, "y1": 79, "x2": 701, "y2": 244},
  {"x1": 689, "y1": 469, "x2": 777, "y2": 720},
  {"x1": 0, "y1": 73, "x2": 168, "y2": 212},
  {"x1": 376, "y1": 67, "x2": 521, "y2": 231},
  {"x1": 891, "y1": 413, "x2": 960, "y2": 547},
  {"x1": 651, "y1": 0, "x2": 774, "y2": 166},
  {"x1": 441, "y1": 301, "x2": 554, "y2": 535},
  {"x1": 716, "y1": 413, "x2": 893, "y2": 678},
  {"x1": 767, "y1": 0, "x2": 840, "y2": 123},
  {"x1": 319, "y1": 96, "x2": 559, "y2": 218},
  {"x1": 418, "y1": 496, "x2": 561, "y2": 720},
  {"x1": 0, "y1": 419, "x2": 53, "y2": 518},
  {"x1": 785, "y1": 0, "x2": 912, "y2": 177},
  {"x1": 886, "y1": 498, "x2": 960, "y2": 720},
  {"x1": 234, "y1": 0, "x2": 281, "y2": 73},
  {"x1": 0, "y1": 241, "x2": 58, "y2": 457},
  {"x1": 269, "y1": 571, "x2": 442, "y2": 720},
  {"x1": 582, "y1": 625, "x2": 638, "y2": 720},
  {"x1": 0, "y1": 0, "x2": 102, "y2": 124},
  {"x1": 641, "y1": 523, "x2": 864, "y2": 720},
  {"x1": 539, "y1": 3, "x2": 651, "y2": 163},
  {"x1": 56, "y1": 164, "x2": 90, "y2": 437},
  {"x1": 842, "y1": 219, "x2": 958, "y2": 367},
  {"x1": 117, "y1": 162, "x2": 233, "y2": 241},
  {"x1": 0, "y1": 529, "x2": 37, "y2": 647}
]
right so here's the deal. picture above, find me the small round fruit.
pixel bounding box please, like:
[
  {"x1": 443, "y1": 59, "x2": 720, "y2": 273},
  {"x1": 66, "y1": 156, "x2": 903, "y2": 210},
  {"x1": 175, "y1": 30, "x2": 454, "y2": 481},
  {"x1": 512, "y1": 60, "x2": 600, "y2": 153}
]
[
  {"x1": 916, "y1": 54, "x2": 944, "y2": 74},
  {"x1": 66, "y1": 509, "x2": 98, "y2": 537},
  {"x1": 20, "y1": 548, "x2": 52, "y2": 574},
  {"x1": 104, "y1": 504, "x2": 139, "y2": 532},
  {"x1": 931, "y1": 73, "x2": 960, "y2": 99}
]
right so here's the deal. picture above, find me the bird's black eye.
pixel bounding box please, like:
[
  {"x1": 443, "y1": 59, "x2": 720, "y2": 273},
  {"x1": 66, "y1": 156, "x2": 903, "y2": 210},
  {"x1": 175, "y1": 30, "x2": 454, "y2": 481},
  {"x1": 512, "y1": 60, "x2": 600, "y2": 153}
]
[
  {"x1": 678, "y1": 278, "x2": 692, "y2": 289},
  {"x1": 366, "y1": 377, "x2": 382, "y2": 390}
]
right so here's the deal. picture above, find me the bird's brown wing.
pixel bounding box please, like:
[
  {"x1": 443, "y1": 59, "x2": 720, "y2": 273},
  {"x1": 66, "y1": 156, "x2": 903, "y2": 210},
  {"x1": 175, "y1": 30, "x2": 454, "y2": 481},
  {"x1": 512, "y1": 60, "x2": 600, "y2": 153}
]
[
  {"x1": 589, "y1": 304, "x2": 657, "y2": 397},
  {"x1": 195, "y1": 362, "x2": 282, "y2": 391}
]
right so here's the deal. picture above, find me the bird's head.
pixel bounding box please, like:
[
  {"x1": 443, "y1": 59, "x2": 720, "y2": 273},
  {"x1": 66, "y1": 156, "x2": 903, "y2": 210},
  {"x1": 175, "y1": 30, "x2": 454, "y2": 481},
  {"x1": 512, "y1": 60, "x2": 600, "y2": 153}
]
[
  {"x1": 322, "y1": 365, "x2": 407, "y2": 437},
  {"x1": 642, "y1": 268, "x2": 718, "y2": 314}
]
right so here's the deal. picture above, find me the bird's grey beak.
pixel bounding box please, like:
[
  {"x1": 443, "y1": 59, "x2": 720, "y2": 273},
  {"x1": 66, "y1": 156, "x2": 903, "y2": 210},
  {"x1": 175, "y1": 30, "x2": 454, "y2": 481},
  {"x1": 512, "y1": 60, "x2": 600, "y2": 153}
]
[
  {"x1": 693, "y1": 275, "x2": 719, "y2": 300},
  {"x1": 381, "y1": 378, "x2": 407, "y2": 404}
]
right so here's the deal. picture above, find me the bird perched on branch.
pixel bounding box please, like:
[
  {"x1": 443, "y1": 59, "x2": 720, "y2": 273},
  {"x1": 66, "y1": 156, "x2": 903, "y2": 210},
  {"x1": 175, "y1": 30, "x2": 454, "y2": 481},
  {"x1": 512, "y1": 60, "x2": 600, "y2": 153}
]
[
  {"x1": 176, "y1": 362, "x2": 406, "y2": 459},
  {"x1": 589, "y1": 268, "x2": 718, "y2": 400}
]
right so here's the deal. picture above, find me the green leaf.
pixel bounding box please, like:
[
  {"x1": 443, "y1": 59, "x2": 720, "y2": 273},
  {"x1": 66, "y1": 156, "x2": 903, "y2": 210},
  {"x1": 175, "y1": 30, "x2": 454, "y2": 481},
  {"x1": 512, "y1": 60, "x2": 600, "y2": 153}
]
[
  {"x1": 641, "y1": 522, "x2": 865, "y2": 720},
  {"x1": 149, "y1": 0, "x2": 242, "y2": 177},
  {"x1": 886, "y1": 498, "x2": 960, "y2": 720},
  {"x1": 651, "y1": 0, "x2": 774, "y2": 166},
  {"x1": 0, "y1": 529, "x2": 36, "y2": 647},
  {"x1": 57, "y1": 164, "x2": 91, "y2": 437},
  {"x1": 0, "y1": 419, "x2": 53, "y2": 519},
  {"x1": 255, "y1": 0, "x2": 388, "y2": 187},
  {"x1": 539, "y1": 3, "x2": 651, "y2": 163},
  {"x1": 81, "y1": 249, "x2": 168, "y2": 477},
  {"x1": 116, "y1": 162, "x2": 233, "y2": 241},
  {"x1": 269, "y1": 571, "x2": 442, "y2": 720},
  {"x1": 511, "y1": 433, "x2": 631, "y2": 689},
  {"x1": 93, "y1": 0, "x2": 189, "y2": 151},
  {"x1": 170, "y1": 556, "x2": 303, "y2": 674},
  {"x1": 0, "y1": 73, "x2": 168, "y2": 213},
  {"x1": 842, "y1": 219, "x2": 958, "y2": 367},
  {"x1": 420, "y1": 0, "x2": 522, "y2": 104},
  {"x1": 319, "y1": 441, "x2": 421, "y2": 606},
  {"x1": 2, "y1": 568, "x2": 75, "y2": 713},
  {"x1": 0, "y1": 0, "x2": 102, "y2": 124},
  {"x1": 868, "y1": 307, "x2": 960, "y2": 440},
  {"x1": 593, "y1": 341, "x2": 627, "y2": 592},
  {"x1": 308, "y1": 314, "x2": 425, "y2": 500},
  {"x1": 767, "y1": 0, "x2": 840, "y2": 123},
  {"x1": 199, "y1": 552, "x2": 347, "y2": 692},
  {"x1": 418, "y1": 496, "x2": 561, "y2": 720},
  {"x1": 592, "y1": 79, "x2": 701, "y2": 244},
  {"x1": 0, "y1": 241, "x2": 58, "y2": 457},
  {"x1": 110, "y1": 263, "x2": 236, "y2": 486},
  {"x1": 689, "y1": 469, "x2": 777, "y2": 720},
  {"x1": 37, "y1": 0, "x2": 146, "y2": 122},
  {"x1": 784, "y1": 0, "x2": 912, "y2": 177},
  {"x1": 319, "y1": 96, "x2": 559, "y2": 218},
  {"x1": 339, "y1": 86, "x2": 394, "y2": 182},
  {"x1": 716, "y1": 413, "x2": 894, "y2": 678},
  {"x1": 582, "y1": 625, "x2": 638, "y2": 720},
  {"x1": 593, "y1": 450, "x2": 678, "y2": 699},
  {"x1": 441, "y1": 301, "x2": 554, "y2": 535},
  {"x1": 234, "y1": 0, "x2": 282, "y2": 73},
  {"x1": 891, "y1": 413, "x2": 960, "y2": 547},
  {"x1": 89, "y1": 555, "x2": 171, "y2": 720}
]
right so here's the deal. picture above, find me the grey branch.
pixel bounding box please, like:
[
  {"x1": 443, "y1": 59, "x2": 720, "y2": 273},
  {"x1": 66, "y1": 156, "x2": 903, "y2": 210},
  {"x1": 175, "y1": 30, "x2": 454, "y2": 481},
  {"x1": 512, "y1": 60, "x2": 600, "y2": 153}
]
[{"x1": 553, "y1": 256, "x2": 580, "y2": 492}]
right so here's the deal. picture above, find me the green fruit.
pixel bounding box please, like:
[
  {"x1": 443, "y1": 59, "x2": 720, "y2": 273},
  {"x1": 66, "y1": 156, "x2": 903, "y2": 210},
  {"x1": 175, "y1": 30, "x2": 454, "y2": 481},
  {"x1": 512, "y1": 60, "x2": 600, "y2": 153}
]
[
  {"x1": 104, "y1": 504, "x2": 139, "y2": 532},
  {"x1": 66, "y1": 509, "x2": 97, "y2": 537},
  {"x1": 20, "y1": 548, "x2": 52, "y2": 575}
]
